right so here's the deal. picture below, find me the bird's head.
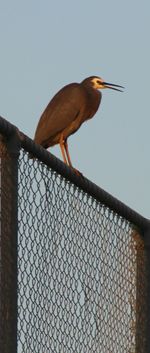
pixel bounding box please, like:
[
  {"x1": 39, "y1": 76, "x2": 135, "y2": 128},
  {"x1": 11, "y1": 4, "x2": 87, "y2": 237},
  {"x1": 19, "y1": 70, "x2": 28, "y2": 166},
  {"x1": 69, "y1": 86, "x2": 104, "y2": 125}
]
[{"x1": 82, "y1": 76, "x2": 124, "y2": 92}]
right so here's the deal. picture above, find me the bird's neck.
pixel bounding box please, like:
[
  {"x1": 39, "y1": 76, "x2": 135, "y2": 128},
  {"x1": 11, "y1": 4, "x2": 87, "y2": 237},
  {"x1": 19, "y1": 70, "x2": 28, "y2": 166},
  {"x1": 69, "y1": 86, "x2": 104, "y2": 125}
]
[
  {"x1": 85, "y1": 86, "x2": 101, "y2": 102},
  {"x1": 84, "y1": 87, "x2": 102, "y2": 120}
]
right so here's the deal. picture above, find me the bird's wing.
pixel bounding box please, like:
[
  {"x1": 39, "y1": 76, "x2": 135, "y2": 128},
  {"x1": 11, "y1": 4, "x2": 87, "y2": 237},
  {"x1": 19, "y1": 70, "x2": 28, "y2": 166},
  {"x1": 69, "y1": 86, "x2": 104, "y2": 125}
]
[{"x1": 34, "y1": 83, "x2": 85, "y2": 145}]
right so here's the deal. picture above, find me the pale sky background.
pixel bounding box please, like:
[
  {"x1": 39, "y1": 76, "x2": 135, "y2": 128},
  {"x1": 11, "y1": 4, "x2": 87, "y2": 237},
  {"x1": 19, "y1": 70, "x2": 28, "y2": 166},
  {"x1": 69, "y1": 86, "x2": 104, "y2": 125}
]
[{"x1": 0, "y1": 0, "x2": 150, "y2": 218}]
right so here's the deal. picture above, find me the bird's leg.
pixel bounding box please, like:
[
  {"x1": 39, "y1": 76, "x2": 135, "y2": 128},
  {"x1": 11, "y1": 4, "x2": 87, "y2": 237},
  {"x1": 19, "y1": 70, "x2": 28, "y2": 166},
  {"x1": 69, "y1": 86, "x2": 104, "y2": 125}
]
[
  {"x1": 60, "y1": 135, "x2": 83, "y2": 177},
  {"x1": 64, "y1": 140, "x2": 73, "y2": 168},
  {"x1": 64, "y1": 140, "x2": 83, "y2": 177},
  {"x1": 59, "y1": 135, "x2": 68, "y2": 165}
]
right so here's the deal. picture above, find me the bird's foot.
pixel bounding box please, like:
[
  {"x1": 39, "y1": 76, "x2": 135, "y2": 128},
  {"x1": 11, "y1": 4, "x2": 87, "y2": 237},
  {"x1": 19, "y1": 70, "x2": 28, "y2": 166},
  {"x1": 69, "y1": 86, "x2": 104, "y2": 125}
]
[{"x1": 71, "y1": 167, "x2": 84, "y2": 178}]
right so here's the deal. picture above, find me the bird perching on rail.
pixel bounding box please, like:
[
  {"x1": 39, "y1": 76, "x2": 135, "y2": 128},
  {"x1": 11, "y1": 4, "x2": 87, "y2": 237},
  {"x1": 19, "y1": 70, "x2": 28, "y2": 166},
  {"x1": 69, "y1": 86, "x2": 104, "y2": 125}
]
[{"x1": 33, "y1": 76, "x2": 124, "y2": 173}]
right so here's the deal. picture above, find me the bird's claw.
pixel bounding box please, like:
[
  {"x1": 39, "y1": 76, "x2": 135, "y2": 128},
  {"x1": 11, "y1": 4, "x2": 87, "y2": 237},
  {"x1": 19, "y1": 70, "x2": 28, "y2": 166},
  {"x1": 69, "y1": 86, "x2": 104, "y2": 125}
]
[{"x1": 71, "y1": 167, "x2": 84, "y2": 178}]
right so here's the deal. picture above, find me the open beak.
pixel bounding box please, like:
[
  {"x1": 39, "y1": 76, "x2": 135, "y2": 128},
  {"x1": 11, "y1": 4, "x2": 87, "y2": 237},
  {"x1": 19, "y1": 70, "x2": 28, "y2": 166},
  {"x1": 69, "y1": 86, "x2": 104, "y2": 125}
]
[{"x1": 103, "y1": 82, "x2": 124, "y2": 92}]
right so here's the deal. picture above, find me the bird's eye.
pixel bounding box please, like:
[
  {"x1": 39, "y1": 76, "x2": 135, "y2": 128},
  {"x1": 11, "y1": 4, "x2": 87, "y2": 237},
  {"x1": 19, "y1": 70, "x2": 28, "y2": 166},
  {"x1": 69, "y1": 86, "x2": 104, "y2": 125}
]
[{"x1": 96, "y1": 80, "x2": 101, "y2": 84}]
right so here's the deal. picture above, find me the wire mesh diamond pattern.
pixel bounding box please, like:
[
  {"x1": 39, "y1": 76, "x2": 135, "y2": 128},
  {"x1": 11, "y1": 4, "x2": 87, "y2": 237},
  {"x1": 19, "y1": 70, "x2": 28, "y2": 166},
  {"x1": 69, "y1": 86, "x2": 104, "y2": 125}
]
[{"x1": 17, "y1": 150, "x2": 142, "y2": 353}]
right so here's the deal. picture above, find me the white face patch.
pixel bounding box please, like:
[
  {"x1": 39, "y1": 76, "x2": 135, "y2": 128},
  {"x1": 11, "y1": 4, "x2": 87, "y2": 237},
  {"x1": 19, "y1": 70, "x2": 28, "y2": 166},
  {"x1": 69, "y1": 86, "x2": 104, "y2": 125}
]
[{"x1": 91, "y1": 77, "x2": 104, "y2": 89}]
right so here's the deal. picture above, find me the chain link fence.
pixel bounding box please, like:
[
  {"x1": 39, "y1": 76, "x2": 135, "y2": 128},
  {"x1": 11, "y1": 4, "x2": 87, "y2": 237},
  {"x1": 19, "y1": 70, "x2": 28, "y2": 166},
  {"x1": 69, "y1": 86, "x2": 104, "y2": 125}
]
[{"x1": 0, "y1": 116, "x2": 150, "y2": 353}]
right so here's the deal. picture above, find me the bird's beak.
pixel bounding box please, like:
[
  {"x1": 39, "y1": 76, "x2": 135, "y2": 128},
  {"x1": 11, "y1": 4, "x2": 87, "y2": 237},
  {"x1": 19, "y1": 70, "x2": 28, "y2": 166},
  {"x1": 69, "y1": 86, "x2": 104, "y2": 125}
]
[{"x1": 103, "y1": 82, "x2": 124, "y2": 92}]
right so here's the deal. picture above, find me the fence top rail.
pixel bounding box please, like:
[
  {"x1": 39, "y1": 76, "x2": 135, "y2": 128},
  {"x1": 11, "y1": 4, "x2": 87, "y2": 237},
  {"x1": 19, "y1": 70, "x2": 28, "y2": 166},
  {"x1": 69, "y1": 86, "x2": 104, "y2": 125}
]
[{"x1": 0, "y1": 115, "x2": 149, "y2": 232}]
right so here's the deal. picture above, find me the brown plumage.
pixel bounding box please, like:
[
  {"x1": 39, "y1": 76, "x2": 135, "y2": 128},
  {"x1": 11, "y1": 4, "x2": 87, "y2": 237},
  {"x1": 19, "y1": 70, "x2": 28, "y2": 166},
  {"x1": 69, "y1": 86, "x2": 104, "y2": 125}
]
[{"x1": 33, "y1": 76, "x2": 123, "y2": 171}]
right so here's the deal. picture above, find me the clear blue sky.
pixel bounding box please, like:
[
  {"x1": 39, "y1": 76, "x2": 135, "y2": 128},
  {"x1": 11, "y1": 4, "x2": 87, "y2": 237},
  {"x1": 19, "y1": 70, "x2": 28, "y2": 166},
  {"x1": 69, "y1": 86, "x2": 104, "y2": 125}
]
[{"x1": 0, "y1": 0, "x2": 150, "y2": 218}]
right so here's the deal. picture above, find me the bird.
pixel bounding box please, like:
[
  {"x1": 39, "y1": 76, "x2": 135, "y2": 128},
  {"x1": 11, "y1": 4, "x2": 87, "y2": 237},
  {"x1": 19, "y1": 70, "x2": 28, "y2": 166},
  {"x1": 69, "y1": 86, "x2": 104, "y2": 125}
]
[{"x1": 33, "y1": 76, "x2": 124, "y2": 173}]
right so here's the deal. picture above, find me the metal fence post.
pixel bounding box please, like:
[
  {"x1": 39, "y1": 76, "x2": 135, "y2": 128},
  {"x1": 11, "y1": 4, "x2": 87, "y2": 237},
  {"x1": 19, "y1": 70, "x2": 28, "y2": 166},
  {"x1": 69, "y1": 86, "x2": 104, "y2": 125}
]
[
  {"x1": 144, "y1": 224, "x2": 150, "y2": 353},
  {"x1": 135, "y1": 224, "x2": 150, "y2": 353},
  {"x1": 0, "y1": 132, "x2": 20, "y2": 353}
]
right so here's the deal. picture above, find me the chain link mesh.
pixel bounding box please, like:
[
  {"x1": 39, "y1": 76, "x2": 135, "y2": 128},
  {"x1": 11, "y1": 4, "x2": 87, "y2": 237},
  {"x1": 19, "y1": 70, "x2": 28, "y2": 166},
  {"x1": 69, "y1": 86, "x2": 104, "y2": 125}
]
[{"x1": 17, "y1": 149, "x2": 146, "y2": 353}]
